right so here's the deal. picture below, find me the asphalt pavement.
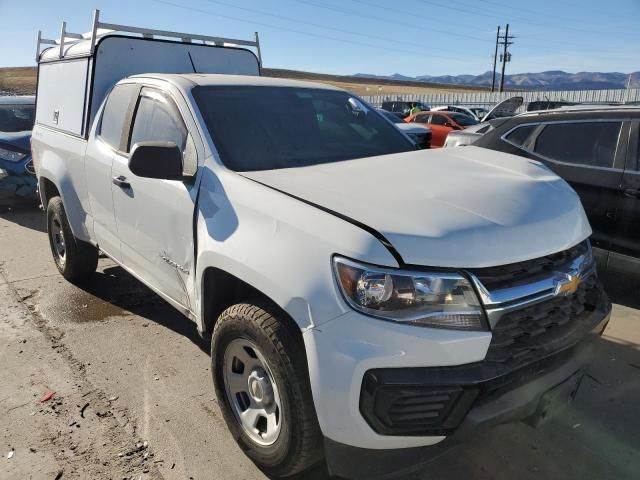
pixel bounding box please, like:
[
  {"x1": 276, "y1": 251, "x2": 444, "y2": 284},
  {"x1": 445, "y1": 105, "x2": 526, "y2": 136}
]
[{"x1": 1, "y1": 199, "x2": 639, "y2": 480}]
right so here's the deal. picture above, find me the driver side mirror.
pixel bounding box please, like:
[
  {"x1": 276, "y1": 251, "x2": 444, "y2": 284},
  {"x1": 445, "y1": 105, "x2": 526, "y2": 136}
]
[{"x1": 128, "y1": 141, "x2": 184, "y2": 180}]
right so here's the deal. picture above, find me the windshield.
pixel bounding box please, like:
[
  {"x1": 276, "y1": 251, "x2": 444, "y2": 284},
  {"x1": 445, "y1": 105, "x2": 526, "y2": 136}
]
[
  {"x1": 0, "y1": 104, "x2": 35, "y2": 132},
  {"x1": 378, "y1": 109, "x2": 404, "y2": 124},
  {"x1": 449, "y1": 113, "x2": 479, "y2": 126},
  {"x1": 193, "y1": 86, "x2": 414, "y2": 171}
]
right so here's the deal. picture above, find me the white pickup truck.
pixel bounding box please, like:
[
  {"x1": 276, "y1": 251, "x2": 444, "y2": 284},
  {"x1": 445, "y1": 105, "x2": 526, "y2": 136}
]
[{"x1": 32, "y1": 13, "x2": 611, "y2": 479}]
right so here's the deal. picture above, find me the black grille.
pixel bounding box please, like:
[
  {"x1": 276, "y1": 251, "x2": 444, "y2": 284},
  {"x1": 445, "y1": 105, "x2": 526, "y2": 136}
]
[
  {"x1": 384, "y1": 387, "x2": 459, "y2": 428},
  {"x1": 469, "y1": 241, "x2": 588, "y2": 291},
  {"x1": 487, "y1": 274, "x2": 602, "y2": 367},
  {"x1": 360, "y1": 379, "x2": 479, "y2": 436}
]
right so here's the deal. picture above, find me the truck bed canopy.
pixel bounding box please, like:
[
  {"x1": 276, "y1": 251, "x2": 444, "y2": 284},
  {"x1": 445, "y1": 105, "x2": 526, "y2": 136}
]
[{"x1": 35, "y1": 10, "x2": 261, "y2": 138}]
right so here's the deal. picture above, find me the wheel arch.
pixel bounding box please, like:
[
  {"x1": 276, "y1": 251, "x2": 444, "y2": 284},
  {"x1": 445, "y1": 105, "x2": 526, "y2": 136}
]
[
  {"x1": 199, "y1": 266, "x2": 305, "y2": 344},
  {"x1": 39, "y1": 176, "x2": 61, "y2": 206}
]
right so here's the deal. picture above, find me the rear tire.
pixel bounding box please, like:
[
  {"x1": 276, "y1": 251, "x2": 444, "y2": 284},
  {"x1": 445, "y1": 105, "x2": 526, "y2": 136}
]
[
  {"x1": 211, "y1": 302, "x2": 323, "y2": 477},
  {"x1": 46, "y1": 196, "x2": 98, "y2": 282}
]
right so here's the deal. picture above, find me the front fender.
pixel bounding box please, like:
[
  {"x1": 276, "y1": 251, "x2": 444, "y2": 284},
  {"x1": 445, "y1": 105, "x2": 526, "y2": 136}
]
[{"x1": 193, "y1": 168, "x2": 398, "y2": 333}]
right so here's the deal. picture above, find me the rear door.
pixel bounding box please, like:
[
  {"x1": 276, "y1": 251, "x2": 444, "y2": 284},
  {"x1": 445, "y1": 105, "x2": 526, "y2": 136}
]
[
  {"x1": 85, "y1": 83, "x2": 139, "y2": 260},
  {"x1": 615, "y1": 120, "x2": 640, "y2": 274},
  {"x1": 526, "y1": 120, "x2": 626, "y2": 255},
  {"x1": 111, "y1": 86, "x2": 200, "y2": 310}
]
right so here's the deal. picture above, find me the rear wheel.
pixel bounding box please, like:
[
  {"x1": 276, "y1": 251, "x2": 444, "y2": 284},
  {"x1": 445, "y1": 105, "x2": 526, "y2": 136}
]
[
  {"x1": 46, "y1": 196, "x2": 98, "y2": 282},
  {"x1": 211, "y1": 302, "x2": 323, "y2": 477}
]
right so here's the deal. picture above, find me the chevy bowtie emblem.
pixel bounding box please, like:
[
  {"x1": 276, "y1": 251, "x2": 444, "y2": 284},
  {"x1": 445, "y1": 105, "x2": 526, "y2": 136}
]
[{"x1": 555, "y1": 273, "x2": 583, "y2": 296}]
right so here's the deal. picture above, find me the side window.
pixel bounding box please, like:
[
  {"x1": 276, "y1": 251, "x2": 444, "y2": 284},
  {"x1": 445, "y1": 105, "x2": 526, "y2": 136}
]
[
  {"x1": 430, "y1": 114, "x2": 448, "y2": 126},
  {"x1": 413, "y1": 113, "x2": 430, "y2": 123},
  {"x1": 504, "y1": 124, "x2": 538, "y2": 147},
  {"x1": 129, "y1": 92, "x2": 187, "y2": 151},
  {"x1": 533, "y1": 121, "x2": 622, "y2": 168},
  {"x1": 99, "y1": 83, "x2": 138, "y2": 150}
]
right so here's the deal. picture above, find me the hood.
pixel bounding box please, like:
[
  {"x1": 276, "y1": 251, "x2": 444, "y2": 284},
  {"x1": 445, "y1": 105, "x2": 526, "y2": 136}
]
[
  {"x1": 482, "y1": 96, "x2": 523, "y2": 122},
  {"x1": 243, "y1": 146, "x2": 591, "y2": 268},
  {"x1": 396, "y1": 123, "x2": 432, "y2": 134},
  {"x1": 0, "y1": 131, "x2": 31, "y2": 153}
]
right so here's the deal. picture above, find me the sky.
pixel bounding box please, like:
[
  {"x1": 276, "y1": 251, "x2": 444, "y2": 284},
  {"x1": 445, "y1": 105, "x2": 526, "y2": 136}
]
[{"x1": 1, "y1": 0, "x2": 639, "y2": 77}]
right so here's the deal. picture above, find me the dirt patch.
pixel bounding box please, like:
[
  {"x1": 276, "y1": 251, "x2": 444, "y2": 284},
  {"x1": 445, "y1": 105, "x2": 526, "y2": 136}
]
[{"x1": 0, "y1": 267, "x2": 165, "y2": 479}]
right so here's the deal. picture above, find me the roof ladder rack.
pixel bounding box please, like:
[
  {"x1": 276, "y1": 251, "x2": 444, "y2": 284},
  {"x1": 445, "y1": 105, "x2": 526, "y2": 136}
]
[{"x1": 36, "y1": 9, "x2": 262, "y2": 66}]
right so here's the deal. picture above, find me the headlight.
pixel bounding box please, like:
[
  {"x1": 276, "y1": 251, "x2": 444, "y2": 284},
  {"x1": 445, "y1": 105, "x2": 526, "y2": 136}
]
[
  {"x1": 0, "y1": 146, "x2": 27, "y2": 163},
  {"x1": 333, "y1": 257, "x2": 486, "y2": 330}
]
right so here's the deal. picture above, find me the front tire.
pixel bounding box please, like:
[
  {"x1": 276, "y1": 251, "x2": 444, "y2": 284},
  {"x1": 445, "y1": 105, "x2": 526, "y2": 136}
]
[
  {"x1": 46, "y1": 196, "x2": 98, "y2": 282},
  {"x1": 211, "y1": 303, "x2": 323, "y2": 477}
]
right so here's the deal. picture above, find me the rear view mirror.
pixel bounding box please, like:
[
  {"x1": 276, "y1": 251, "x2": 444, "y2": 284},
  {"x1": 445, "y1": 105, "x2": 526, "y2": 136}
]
[{"x1": 129, "y1": 141, "x2": 184, "y2": 180}]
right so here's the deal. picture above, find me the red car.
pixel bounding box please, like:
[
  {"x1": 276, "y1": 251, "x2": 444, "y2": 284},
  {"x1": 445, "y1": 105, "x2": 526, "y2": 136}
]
[{"x1": 405, "y1": 111, "x2": 479, "y2": 147}]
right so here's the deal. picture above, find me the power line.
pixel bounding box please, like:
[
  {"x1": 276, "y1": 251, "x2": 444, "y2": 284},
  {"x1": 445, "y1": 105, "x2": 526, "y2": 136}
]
[
  {"x1": 464, "y1": 0, "x2": 610, "y2": 25},
  {"x1": 348, "y1": 0, "x2": 632, "y2": 54},
  {"x1": 345, "y1": 0, "x2": 494, "y2": 38},
  {"x1": 152, "y1": 0, "x2": 482, "y2": 63},
  {"x1": 411, "y1": 0, "x2": 610, "y2": 35},
  {"x1": 300, "y1": 0, "x2": 627, "y2": 57},
  {"x1": 295, "y1": 0, "x2": 492, "y2": 42},
  {"x1": 549, "y1": 0, "x2": 623, "y2": 16},
  {"x1": 197, "y1": 0, "x2": 482, "y2": 57}
]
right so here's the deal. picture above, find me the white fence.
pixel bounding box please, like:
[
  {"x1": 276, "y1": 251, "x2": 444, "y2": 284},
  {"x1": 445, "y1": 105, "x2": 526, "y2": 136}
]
[{"x1": 362, "y1": 88, "x2": 640, "y2": 111}]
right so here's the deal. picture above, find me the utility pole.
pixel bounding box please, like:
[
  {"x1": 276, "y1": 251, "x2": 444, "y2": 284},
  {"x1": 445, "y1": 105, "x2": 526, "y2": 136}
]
[
  {"x1": 491, "y1": 25, "x2": 500, "y2": 92},
  {"x1": 498, "y1": 23, "x2": 514, "y2": 93}
]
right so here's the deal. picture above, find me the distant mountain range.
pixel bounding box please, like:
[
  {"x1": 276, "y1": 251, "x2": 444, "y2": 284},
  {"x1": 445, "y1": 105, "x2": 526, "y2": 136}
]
[{"x1": 353, "y1": 71, "x2": 640, "y2": 90}]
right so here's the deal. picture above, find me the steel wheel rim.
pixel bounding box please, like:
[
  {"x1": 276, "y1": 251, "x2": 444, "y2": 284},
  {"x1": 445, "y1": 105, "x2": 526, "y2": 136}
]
[
  {"x1": 223, "y1": 338, "x2": 282, "y2": 446},
  {"x1": 51, "y1": 216, "x2": 66, "y2": 266}
]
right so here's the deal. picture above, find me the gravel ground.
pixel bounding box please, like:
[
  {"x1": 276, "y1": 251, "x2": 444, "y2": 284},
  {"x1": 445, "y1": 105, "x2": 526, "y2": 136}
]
[{"x1": 1, "y1": 199, "x2": 639, "y2": 480}]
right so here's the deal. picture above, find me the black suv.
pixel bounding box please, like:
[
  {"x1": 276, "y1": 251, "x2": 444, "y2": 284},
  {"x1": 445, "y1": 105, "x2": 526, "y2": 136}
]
[
  {"x1": 474, "y1": 106, "x2": 640, "y2": 276},
  {"x1": 381, "y1": 100, "x2": 431, "y2": 118}
]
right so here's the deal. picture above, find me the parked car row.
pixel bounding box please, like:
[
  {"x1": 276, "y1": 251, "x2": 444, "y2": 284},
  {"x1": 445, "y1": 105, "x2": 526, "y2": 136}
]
[{"x1": 376, "y1": 97, "x2": 524, "y2": 148}]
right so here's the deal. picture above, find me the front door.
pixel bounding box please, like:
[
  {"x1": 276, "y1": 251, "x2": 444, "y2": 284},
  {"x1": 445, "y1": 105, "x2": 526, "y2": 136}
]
[
  {"x1": 85, "y1": 83, "x2": 139, "y2": 260},
  {"x1": 111, "y1": 87, "x2": 199, "y2": 310},
  {"x1": 525, "y1": 120, "x2": 626, "y2": 257},
  {"x1": 613, "y1": 120, "x2": 640, "y2": 274}
]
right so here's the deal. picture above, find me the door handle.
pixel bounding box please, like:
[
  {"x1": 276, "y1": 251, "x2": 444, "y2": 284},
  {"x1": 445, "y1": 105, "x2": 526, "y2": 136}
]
[
  {"x1": 624, "y1": 188, "x2": 640, "y2": 199},
  {"x1": 112, "y1": 175, "x2": 131, "y2": 189}
]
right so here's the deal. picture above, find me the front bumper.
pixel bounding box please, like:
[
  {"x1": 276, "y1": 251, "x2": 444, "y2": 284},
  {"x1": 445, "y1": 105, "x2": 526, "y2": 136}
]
[
  {"x1": 324, "y1": 327, "x2": 603, "y2": 479},
  {"x1": 303, "y1": 282, "x2": 610, "y2": 476},
  {"x1": 324, "y1": 303, "x2": 609, "y2": 479}
]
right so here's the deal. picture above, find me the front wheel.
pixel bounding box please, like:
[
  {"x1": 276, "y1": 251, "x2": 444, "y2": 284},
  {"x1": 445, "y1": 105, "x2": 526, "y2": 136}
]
[
  {"x1": 46, "y1": 196, "x2": 98, "y2": 282},
  {"x1": 211, "y1": 303, "x2": 323, "y2": 477}
]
